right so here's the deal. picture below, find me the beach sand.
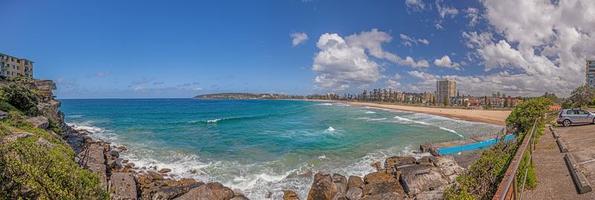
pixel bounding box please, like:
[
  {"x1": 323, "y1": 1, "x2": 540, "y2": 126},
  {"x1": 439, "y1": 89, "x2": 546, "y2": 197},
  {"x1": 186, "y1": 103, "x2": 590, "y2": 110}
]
[{"x1": 345, "y1": 101, "x2": 511, "y2": 126}]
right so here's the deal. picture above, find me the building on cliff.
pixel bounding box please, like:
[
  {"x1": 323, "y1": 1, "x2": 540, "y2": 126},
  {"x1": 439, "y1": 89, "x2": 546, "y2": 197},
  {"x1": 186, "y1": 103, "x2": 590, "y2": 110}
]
[{"x1": 0, "y1": 52, "x2": 34, "y2": 79}]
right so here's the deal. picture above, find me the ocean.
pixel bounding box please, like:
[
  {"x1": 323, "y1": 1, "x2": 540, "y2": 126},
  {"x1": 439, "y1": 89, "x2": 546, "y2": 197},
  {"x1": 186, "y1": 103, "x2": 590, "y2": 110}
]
[{"x1": 61, "y1": 99, "x2": 501, "y2": 199}]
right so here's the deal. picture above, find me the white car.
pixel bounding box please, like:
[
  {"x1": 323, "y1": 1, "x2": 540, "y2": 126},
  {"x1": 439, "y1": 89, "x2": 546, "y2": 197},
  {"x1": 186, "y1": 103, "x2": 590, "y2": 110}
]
[{"x1": 557, "y1": 109, "x2": 595, "y2": 127}]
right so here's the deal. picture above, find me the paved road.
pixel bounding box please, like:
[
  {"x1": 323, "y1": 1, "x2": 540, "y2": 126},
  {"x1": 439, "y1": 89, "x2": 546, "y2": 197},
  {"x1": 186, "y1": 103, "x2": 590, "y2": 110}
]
[{"x1": 523, "y1": 124, "x2": 595, "y2": 200}]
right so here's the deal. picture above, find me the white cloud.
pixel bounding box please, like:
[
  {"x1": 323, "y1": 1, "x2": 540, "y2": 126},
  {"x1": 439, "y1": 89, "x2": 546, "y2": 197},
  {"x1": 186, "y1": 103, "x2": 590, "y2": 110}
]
[
  {"x1": 435, "y1": 0, "x2": 458, "y2": 18},
  {"x1": 465, "y1": 7, "x2": 480, "y2": 27},
  {"x1": 405, "y1": 0, "x2": 426, "y2": 10},
  {"x1": 386, "y1": 73, "x2": 402, "y2": 89},
  {"x1": 290, "y1": 32, "x2": 309, "y2": 46},
  {"x1": 312, "y1": 29, "x2": 429, "y2": 89},
  {"x1": 399, "y1": 33, "x2": 430, "y2": 46},
  {"x1": 433, "y1": 55, "x2": 460, "y2": 69},
  {"x1": 458, "y1": 0, "x2": 595, "y2": 96},
  {"x1": 312, "y1": 33, "x2": 381, "y2": 89}
]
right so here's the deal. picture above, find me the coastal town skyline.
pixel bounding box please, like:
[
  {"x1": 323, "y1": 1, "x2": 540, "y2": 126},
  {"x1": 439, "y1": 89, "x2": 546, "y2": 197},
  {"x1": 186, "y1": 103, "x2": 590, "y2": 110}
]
[{"x1": 2, "y1": 0, "x2": 595, "y2": 99}]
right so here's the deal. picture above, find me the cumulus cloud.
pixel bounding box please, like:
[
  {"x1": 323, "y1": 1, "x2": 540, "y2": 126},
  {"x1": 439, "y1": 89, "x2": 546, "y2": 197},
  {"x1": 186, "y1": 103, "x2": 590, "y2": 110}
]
[
  {"x1": 312, "y1": 29, "x2": 429, "y2": 89},
  {"x1": 405, "y1": 0, "x2": 426, "y2": 11},
  {"x1": 433, "y1": 55, "x2": 460, "y2": 69},
  {"x1": 458, "y1": 0, "x2": 595, "y2": 96},
  {"x1": 386, "y1": 73, "x2": 402, "y2": 89},
  {"x1": 399, "y1": 33, "x2": 430, "y2": 46},
  {"x1": 290, "y1": 32, "x2": 309, "y2": 46}
]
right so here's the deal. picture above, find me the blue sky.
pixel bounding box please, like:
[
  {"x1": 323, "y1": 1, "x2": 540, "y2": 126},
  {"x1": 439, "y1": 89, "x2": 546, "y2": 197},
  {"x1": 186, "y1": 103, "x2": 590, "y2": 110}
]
[{"x1": 1, "y1": 0, "x2": 593, "y2": 98}]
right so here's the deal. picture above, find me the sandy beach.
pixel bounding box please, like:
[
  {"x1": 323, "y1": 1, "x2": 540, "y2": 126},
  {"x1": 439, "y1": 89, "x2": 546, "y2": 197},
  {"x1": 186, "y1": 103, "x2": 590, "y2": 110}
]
[{"x1": 345, "y1": 101, "x2": 511, "y2": 126}]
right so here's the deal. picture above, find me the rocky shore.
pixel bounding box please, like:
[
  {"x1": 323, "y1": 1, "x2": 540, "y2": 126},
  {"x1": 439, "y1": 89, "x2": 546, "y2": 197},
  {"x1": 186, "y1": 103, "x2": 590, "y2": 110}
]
[{"x1": 63, "y1": 125, "x2": 250, "y2": 200}]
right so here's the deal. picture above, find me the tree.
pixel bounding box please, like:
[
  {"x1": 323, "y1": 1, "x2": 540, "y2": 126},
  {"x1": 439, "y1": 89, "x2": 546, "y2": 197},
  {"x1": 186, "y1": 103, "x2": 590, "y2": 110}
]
[{"x1": 564, "y1": 85, "x2": 594, "y2": 108}]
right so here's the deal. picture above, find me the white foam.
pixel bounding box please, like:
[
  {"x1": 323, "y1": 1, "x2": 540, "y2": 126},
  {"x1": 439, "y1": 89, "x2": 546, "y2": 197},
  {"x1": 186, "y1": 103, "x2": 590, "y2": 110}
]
[
  {"x1": 393, "y1": 115, "x2": 429, "y2": 125},
  {"x1": 365, "y1": 111, "x2": 376, "y2": 114},
  {"x1": 326, "y1": 126, "x2": 336, "y2": 132},
  {"x1": 439, "y1": 127, "x2": 464, "y2": 138},
  {"x1": 316, "y1": 103, "x2": 333, "y2": 106},
  {"x1": 207, "y1": 118, "x2": 221, "y2": 123}
]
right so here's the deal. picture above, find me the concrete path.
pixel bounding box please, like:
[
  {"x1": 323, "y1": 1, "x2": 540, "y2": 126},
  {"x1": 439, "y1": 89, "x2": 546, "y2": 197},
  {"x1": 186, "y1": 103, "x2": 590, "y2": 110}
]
[{"x1": 522, "y1": 126, "x2": 595, "y2": 200}]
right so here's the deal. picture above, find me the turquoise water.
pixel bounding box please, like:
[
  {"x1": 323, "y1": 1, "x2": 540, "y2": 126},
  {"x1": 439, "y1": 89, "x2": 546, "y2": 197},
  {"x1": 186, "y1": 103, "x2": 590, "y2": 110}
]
[{"x1": 61, "y1": 99, "x2": 501, "y2": 199}]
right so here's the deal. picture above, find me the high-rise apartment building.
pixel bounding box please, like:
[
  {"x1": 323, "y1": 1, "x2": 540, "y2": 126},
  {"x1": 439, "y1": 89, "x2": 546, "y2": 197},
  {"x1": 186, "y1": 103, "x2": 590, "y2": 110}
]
[
  {"x1": 587, "y1": 60, "x2": 595, "y2": 88},
  {"x1": 0, "y1": 53, "x2": 33, "y2": 79},
  {"x1": 436, "y1": 79, "x2": 456, "y2": 105}
]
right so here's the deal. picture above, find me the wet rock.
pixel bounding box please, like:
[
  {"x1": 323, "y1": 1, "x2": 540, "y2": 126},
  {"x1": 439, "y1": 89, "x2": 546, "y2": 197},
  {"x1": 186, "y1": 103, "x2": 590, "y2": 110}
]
[
  {"x1": 26, "y1": 116, "x2": 49, "y2": 130},
  {"x1": 159, "y1": 168, "x2": 172, "y2": 174},
  {"x1": 419, "y1": 144, "x2": 432, "y2": 153},
  {"x1": 362, "y1": 171, "x2": 405, "y2": 199},
  {"x1": 307, "y1": 172, "x2": 337, "y2": 200},
  {"x1": 399, "y1": 165, "x2": 448, "y2": 196},
  {"x1": 333, "y1": 174, "x2": 348, "y2": 199},
  {"x1": 174, "y1": 182, "x2": 234, "y2": 200},
  {"x1": 110, "y1": 158, "x2": 124, "y2": 170},
  {"x1": 385, "y1": 156, "x2": 416, "y2": 172},
  {"x1": 110, "y1": 149, "x2": 120, "y2": 158},
  {"x1": 117, "y1": 145, "x2": 128, "y2": 152},
  {"x1": 109, "y1": 172, "x2": 137, "y2": 199},
  {"x1": 283, "y1": 190, "x2": 300, "y2": 200}
]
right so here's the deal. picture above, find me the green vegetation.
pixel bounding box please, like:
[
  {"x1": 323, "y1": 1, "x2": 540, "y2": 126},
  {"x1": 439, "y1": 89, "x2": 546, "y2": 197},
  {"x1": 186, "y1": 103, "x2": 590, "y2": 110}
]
[
  {"x1": 562, "y1": 85, "x2": 595, "y2": 108},
  {"x1": 445, "y1": 97, "x2": 552, "y2": 200},
  {"x1": 0, "y1": 80, "x2": 108, "y2": 199}
]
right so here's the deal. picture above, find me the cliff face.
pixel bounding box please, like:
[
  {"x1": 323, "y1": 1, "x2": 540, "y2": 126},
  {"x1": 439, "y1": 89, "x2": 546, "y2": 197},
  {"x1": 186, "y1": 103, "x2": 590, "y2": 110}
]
[{"x1": 0, "y1": 79, "x2": 107, "y2": 199}]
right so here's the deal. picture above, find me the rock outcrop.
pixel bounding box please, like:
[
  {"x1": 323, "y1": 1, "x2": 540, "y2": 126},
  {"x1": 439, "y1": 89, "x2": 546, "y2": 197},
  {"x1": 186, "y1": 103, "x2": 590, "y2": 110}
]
[
  {"x1": 304, "y1": 155, "x2": 464, "y2": 200},
  {"x1": 109, "y1": 172, "x2": 138, "y2": 200}
]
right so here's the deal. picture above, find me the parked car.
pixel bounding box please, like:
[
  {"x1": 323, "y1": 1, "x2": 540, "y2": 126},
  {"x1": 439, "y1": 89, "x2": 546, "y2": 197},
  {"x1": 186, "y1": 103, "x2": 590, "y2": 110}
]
[{"x1": 557, "y1": 108, "x2": 595, "y2": 127}]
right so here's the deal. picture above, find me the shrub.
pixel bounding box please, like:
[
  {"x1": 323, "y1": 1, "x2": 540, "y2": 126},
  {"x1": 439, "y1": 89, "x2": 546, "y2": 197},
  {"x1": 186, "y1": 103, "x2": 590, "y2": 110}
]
[
  {"x1": 1, "y1": 82, "x2": 40, "y2": 116},
  {"x1": 506, "y1": 97, "x2": 552, "y2": 134}
]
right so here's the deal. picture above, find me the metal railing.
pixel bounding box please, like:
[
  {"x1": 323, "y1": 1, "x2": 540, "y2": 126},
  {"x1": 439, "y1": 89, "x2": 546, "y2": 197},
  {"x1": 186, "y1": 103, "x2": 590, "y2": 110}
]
[{"x1": 492, "y1": 119, "x2": 538, "y2": 200}]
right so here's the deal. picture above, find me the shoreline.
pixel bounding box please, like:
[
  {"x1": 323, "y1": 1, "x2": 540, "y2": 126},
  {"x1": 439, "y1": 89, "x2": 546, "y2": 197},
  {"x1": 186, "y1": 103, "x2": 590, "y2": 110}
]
[{"x1": 341, "y1": 101, "x2": 510, "y2": 126}]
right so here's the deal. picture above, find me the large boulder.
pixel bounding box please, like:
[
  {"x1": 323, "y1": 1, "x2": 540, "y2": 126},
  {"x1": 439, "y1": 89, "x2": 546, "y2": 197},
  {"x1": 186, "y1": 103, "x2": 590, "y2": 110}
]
[
  {"x1": 385, "y1": 156, "x2": 416, "y2": 172},
  {"x1": 26, "y1": 116, "x2": 49, "y2": 130},
  {"x1": 332, "y1": 174, "x2": 348, "y2": 198},
  {"x1": 307, "y1": 172, "x2": 338, "y2": 200},
  {"x1": 362, "y1": 171, "x2": 405, "y2": 199},
  {"x1": 346, "y1": 176, "x2": 364, "y2": 200},
  {"x1": 109, "y1": 172, "x2": 138, "y2": 200},
  {"x1": 174, "y1": 182, "x2": 234, "y2": 200},
  {"x1": 137, "y1": 170, "x2": 203, "y2": 200},
  {"x1": 399, "y1": 165, "x2": 448, "y2": 196}
]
